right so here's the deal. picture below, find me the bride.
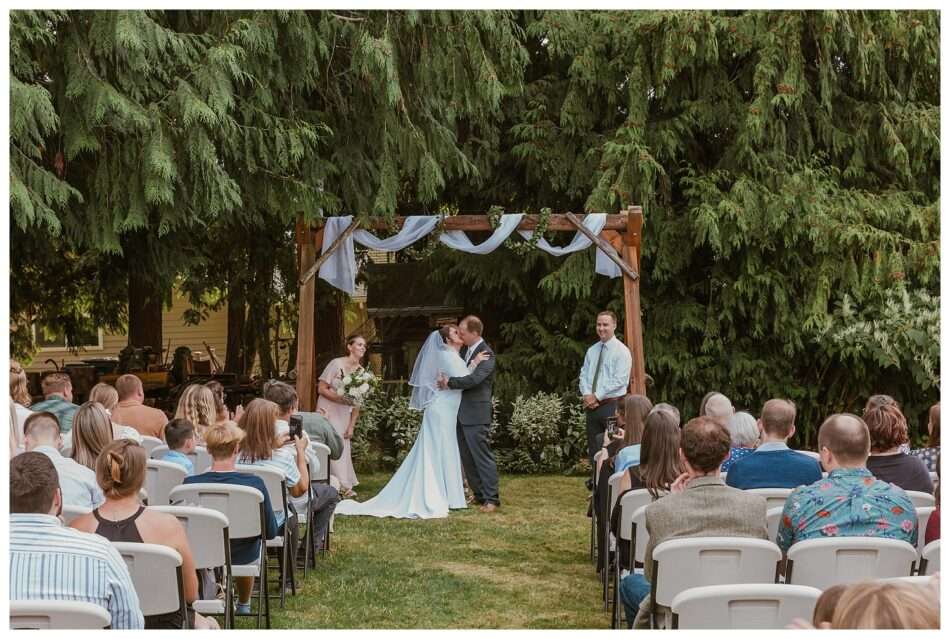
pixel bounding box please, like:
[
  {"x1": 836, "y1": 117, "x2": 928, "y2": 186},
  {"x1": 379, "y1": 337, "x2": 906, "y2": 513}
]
[{"x1": 334, "y1": 324, "x2": 488, "y2": 519}]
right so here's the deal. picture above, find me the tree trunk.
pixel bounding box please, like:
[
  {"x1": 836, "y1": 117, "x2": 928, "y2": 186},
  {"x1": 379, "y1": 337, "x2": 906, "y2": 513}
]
[
  {"x1": 224, "y1": 283, "x2": 248, "y2": 374},
  {"x1": 128, "y1": 266, "x2": 164, "y2": 356}
]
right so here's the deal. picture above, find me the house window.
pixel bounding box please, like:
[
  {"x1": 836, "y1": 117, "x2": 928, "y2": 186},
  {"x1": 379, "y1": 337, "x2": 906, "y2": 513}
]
[{"x1": 33, "y1": 324, "x2": 104, "y2": 351}]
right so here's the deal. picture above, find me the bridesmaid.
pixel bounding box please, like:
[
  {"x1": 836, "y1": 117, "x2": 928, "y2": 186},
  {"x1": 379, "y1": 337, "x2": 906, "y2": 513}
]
[{"x1": 318, "y1": 334, "x2": 367, "y2": 498}]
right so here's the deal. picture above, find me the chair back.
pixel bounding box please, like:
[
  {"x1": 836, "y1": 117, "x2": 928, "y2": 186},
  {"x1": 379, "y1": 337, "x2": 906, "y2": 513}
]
[
  {"x1": 606, "y1": 470, "x2": 625, "y2": 517},
  {"x1": 62, "y1": 505, "x2": 92, "y2": 526},
  {"x1": 145, "y1": 459, "x2": 188, "y2": 505},
  {"x1": 236, "y1": 464, "x2": 288, "y2": 516},
  {"x1": 919, "y1": 539, "x2": 940, "y2": 576},
  {"x1": 631, "y1": 505, "x2": 650, "y2": 565},
  {"x1": 150, "y1": 445, "x2": 213, "y2": 474},
  {"x1": 652, "y1": 537, "x2": 782, "y2": 608},
  {"x1": 111, "y1": 541, "x2": 185, "y2": 620},
  {"x1": 617, "y1": 490, "x2": 652, "y2": 542},
  {"x1": 309, "y1": 443, "x2": 331, "y2": 483},
  {"x1": 671, "y1": 583, "x2": 821, "y2": 629},
  {"x1": 150, "y1": 505, "x2": 230, "y2": 571},
  {"x1": 766, "y1": 506, "x2": 784, "y2": 544},
  {"x1": 797, "y1": 450, "x2": 821, "y2": 461},
  {"x1": 170, "y1": 483, "x2": 264, "y2": 539},
  {"x1": 592, "y1": 449, "x2": 608, "y2": 484},
  {"x1": 880, "y1": 575, "x2": 936, "y2": 587},
  {"x1": 746, "y1": 488, "x2": 793, "y2": 510},
  {"x1": 915, "y1": 506, "x2": 936, "y2": 553},
  {"x1": 906, "y1": 490, "x2": 936, "y2": 510},
  {"x1": 785, "y1": 537, "x2": 918, "y2": 590},
  {"x1": 140, "y1": 435, "x2": 165, "y2": 456},
  {"x1": 9, "y1": 600, "x2": 112, "y2": 629}
]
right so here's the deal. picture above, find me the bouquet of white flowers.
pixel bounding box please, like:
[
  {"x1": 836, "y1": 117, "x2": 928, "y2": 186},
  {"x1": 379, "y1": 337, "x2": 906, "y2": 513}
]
[{"x1": 334, "y1": 366, "x2": 378, "y2": 406}]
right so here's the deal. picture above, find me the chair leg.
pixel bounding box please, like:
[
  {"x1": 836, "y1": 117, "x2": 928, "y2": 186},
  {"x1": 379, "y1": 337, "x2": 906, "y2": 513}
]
[
  {"x1": 602, "y1": 523, "x2": 610, "y2": 609},
  {"x1": 611, "y1": 554, "x2": 620, "y2": 628}
]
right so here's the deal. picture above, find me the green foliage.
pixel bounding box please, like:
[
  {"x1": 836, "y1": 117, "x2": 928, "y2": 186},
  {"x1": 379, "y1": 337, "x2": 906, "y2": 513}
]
[{"x1": 496, "y1": 392, "x2": 588, "y2": 474}]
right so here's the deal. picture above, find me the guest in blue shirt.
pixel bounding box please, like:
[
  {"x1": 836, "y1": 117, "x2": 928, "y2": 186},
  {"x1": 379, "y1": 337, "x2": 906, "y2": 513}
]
[
  {"x1": 727, "y1": 399, "x2": 822, "y2": 489},
  {"x1": 162, "y1": 418, "x2": 196, "y2": 476},
  {"x1": 183, "y1": 421, "x2": 279, "y2": 615},
  {"x1": 776, "y1": 413, "x2": 917, "y2": 554}
]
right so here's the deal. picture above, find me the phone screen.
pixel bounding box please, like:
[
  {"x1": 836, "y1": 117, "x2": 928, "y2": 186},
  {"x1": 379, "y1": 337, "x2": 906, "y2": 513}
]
[{"x1": 288, "y1": 415, "x2": 304, "y2": 439}]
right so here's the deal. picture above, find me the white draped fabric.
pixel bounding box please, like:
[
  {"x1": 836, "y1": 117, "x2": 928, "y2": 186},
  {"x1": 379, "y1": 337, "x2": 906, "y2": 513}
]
[{"x1": 318, "y1": 212, "x2": 622, "y2": 295}]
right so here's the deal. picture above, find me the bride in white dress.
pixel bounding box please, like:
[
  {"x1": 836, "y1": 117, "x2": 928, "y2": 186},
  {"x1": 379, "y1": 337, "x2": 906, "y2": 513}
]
[{"x1": 334, "y1": 324, "x2": 488, "y2": 519}]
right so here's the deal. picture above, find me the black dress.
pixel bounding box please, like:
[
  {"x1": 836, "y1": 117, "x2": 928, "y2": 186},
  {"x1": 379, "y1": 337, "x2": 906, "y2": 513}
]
[{"x1": 93, "y1": 507, "x2": 191, "y2": 629}]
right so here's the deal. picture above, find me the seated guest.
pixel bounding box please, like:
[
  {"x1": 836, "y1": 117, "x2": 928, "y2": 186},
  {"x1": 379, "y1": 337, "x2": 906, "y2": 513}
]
[
  {"x1": 111, "y1": 374, "x2": 168, "y2": 440},
  {"x1": 925, "y1": 454, "x2": 939, "y2": 545},
  {"x1": 863, "y1": 394, "x2": 910, "y2": 454},
  {"x1": 592, "y1": 396, "x2": 637, "y2": 571},
  {"x1": 70, "y1": 440, "x2": 218, "y2": 629},
  {"x1": 70, "y1": 401, "x2": 115, "y2": 471},
  {"x1": 609, "y1": 403, "x2": 682, "y2": 568},
  {"x1": 163, "y1": 418, "x2": 197, "y2": 476},
  {"x1": 721, "y1": 411, "x2": 758, "y2": 472},
  {"x1": 9, "y1": 452, "x2": 144, "y2": 629},
  {"x1": 89, "y1": 382, "x2": 143, "y2": 443},
  {"x1": 619, "y1": 416, "x2": 768, "y2": 628},
  {"x1": 864, "y1": 404, "x2": 933, "y2": 493},
  {"x1": 726, "y1": 399, "x2": 822, "y2": 489},
  {"x1": 23, "y1": 411, "x2": 104, "y2": 509},
  {"x1": 184, "y1": 421, "x2": 279, "y2": 615},
  {"x1": 175, "y1": 384, "x2": 218, "y2": 443},
  {"x1": 30, "y1": 372, "x2": 78, "y2": 433},
  {"x1": 911, "y1": 402, "x2": 940, "y2": 473},
  {"x1": 9, "y1": 359, "x2": 34, "y2": 452},
  {"x1": 612, "y1": 395, "x2": 654, "y2": 475},
  {"x1": 263, "y1": 381, "x2": 342, "y2": 553},
  {"x1": 264, "y1": 381, "x2": 343, "y2": 460},
  {"x1": 830, "y1": 581, "x2": 939, "y2": 629},
  {"x1": 703, "y1": 392, "x2": 734, "y2": 427},
  {"x1": 810, "y1": 583, "x2": 847, "y2": 628},
  {"x1": 206, "y1": 380, "x2": 243, "y2": 425},
  {"x1": 777, "y1": 413, "x2": 917, "y2": 553}
]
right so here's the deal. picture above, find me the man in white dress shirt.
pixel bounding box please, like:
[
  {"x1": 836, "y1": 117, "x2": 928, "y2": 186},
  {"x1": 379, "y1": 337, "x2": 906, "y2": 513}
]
[
  {"x1": 23, "y1": 412, "x2": 105, "y2": 511},
  {"x1": 579, "y1": 311, "x2": 632, "y2": 461}
]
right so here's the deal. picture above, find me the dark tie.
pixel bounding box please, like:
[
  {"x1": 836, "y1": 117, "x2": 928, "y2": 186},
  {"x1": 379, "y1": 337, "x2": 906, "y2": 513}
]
[{"x1": 591, "y1": 343, "x2": 606, "y2": 394}]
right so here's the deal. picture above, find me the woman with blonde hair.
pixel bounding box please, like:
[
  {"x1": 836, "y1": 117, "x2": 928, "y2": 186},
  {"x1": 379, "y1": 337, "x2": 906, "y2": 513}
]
[
  {"x1": 830, "y1": 580, "x2": 939, "y2": 629},
  {"x1": 9, "y1": 360, "x2": 34, "y2": 451},
  {"x1": 70, "y1": 401, "x2": 115, "y2": 470},
  {"x1": 175, "y1": 384, "x2": 218, "y2": 442},
  {"x1": 89, "y1": 383, "x2": 142, "y2": 444},
  {"x1": 70, "y1": 440, "x2": 218, "y2": 629}
]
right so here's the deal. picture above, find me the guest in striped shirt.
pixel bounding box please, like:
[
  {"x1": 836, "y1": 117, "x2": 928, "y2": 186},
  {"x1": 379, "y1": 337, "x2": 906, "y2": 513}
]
[{"x1": 9, "y1": 451, "x2": 144, "y2": 629}]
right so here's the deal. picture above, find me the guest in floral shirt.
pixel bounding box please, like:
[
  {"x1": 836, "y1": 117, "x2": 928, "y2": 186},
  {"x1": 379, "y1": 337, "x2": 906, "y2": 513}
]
[{"x1": 777, "y1": 413, "x2": 917, "y2": 553}]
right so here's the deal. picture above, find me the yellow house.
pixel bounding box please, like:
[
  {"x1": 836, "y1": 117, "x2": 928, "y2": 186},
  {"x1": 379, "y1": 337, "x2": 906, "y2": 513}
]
[{"x1": 25, "y1": 290, "x2": 229, "y2": 373}]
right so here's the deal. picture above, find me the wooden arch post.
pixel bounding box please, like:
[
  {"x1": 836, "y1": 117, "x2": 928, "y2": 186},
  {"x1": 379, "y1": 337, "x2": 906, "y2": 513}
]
[{"x1": 293, "y1": 210, "x2": 647, "y2": 410}]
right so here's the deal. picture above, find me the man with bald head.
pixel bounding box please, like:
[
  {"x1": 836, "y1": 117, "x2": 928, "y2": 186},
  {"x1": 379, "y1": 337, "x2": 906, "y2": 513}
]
[
  {"x1": 726, "y1": 399, "x2": 822, "y2": 489},
  {"x1": 775, "y1": 413, "x2": 917, "y2": 553}
]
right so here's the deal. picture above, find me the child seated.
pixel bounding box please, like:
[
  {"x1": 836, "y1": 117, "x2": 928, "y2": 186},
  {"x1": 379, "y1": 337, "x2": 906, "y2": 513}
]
[{"x1": 163, "y1": 418, "x2": 196, "y2": 476}]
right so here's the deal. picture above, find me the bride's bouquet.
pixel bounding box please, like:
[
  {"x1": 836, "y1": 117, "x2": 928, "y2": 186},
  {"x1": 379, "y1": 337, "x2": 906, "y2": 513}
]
[{"x1": 334, "y1": 367, "x2": 379, "y2": 406}]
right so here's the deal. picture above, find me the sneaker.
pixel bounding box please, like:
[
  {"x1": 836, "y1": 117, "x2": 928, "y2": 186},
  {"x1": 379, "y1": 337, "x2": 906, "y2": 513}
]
[{"x1": 236, "y1": 602, "x2": 251, "y2": 615}]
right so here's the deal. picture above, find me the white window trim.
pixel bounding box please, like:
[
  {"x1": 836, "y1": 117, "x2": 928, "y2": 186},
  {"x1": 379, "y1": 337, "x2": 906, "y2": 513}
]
[{"x1": 32, "y1": 324, "x2": 105, "y2": 352}]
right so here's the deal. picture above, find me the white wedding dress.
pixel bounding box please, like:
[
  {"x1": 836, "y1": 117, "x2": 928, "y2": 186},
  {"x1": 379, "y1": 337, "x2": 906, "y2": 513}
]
[{"x1": 335, "y1": 339, "x2": 468, "y2": 519}]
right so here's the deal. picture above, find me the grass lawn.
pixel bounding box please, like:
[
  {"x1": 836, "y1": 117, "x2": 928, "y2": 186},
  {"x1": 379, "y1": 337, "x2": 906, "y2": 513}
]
[{"x1": 239, "y1": 473, "x2": 606, "y2": 629}]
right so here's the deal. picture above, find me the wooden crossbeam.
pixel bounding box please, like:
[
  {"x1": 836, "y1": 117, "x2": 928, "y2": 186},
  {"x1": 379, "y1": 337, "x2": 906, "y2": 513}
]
[
  {"x1": 564, "y1": 212, "x2": 638, "y2": 281},
  {"x1": 304, "y1": 213, "x2": 631, "y2": 235}
]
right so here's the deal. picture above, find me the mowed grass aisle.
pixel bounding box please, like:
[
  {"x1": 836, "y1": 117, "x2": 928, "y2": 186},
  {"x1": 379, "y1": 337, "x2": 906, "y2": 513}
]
[{"x1": 250, "y1": 473, "x2": 605, "y2": 629}]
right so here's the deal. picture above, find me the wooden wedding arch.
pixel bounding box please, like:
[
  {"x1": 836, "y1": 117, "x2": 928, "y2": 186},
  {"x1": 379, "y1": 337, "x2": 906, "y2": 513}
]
[{"x1": 293, "y1": 206, "x2": 646, "y2": 411}]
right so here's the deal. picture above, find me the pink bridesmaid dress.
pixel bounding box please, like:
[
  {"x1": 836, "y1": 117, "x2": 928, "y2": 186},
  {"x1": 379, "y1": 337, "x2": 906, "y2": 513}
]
[{"x1": 317, "y1": 357, "x2": 359, "y2": 491}]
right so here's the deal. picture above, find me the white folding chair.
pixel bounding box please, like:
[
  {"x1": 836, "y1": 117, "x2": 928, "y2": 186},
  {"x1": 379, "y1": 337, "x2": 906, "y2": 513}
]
[
  {"x1": 746, "y1": 488, "x2": 793, "y2": 510},
  {"x1": 785, "y1": 537, "x2": 918, "y2": 590},
  {"x1": 62, "y1": 504, "x2": 92, "y2": 526},
  {"x1": 309, "y1": 442, "x2": 331, "y2": 483},
  {"x1": 589, "y1": 448, "x2": 608, "y2": 564},
  {"x1": 150, "y1": 445, "x2": 212, "y2": 474},
  {"x1": 915, "y1": 506, "x2": 936, "y2": 554},
  {"x1": 650, "y1": 537, "x2": 782, "y2": 628},
  {"x1": 150, "y1": 505, "x2": 233, "y2": 628},
  {"x1": 766, "y1": 506, "x2": 784, "y2": 544},
  {"x1": 9, "y1": 600, "x2": 112, "y2": 629},
  {"x1": 671, "y1": 583, "x2": 822, "y2": 629},
  {"x1": 298, "y1": 455, "x2": 331, "y2": 576},
  {"x1": 140, "y1": 435, "x2": 165, "y2": 456},
  {"x1": 169, "y1": 483, "x2": 270, "y2": 629},
  {"x1": 880, "y1": 575, "x2": 937, "y2": 587},
  {"x1": 918, "y1": 539, "x2": 940, "y2": 576},
  {"x1": 906, "y1": 490, "x2": 936, "y2": 510},
  {"x1": 611, "y1": 489, "x2": 655, "y2": 628},
  {"x1": 797, "y1": 450, "x2": 821, "y2": 461},
  {"x1": 236, "y1": 464, "x2": 296, "y2": 608},
  {"x1": 602, "y1": 470, "x2": 626, "y2": 608},
  {"x1": 111, "y1": 541, "x2": 187, "y2": 629},
  {"x1": 145, "y1": 459, "x2": 188, "y2": 506}
]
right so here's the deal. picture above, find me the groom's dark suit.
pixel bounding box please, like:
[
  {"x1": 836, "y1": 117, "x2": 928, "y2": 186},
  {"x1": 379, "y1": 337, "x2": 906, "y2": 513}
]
[{"x1": 448, "y1": 340, "x2": 500, "y2": 506}]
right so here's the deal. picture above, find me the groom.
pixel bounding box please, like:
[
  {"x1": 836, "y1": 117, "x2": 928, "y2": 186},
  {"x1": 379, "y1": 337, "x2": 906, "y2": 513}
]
[{"x1": 437, "y1": 315, "x2": 501, "y2": 512}]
